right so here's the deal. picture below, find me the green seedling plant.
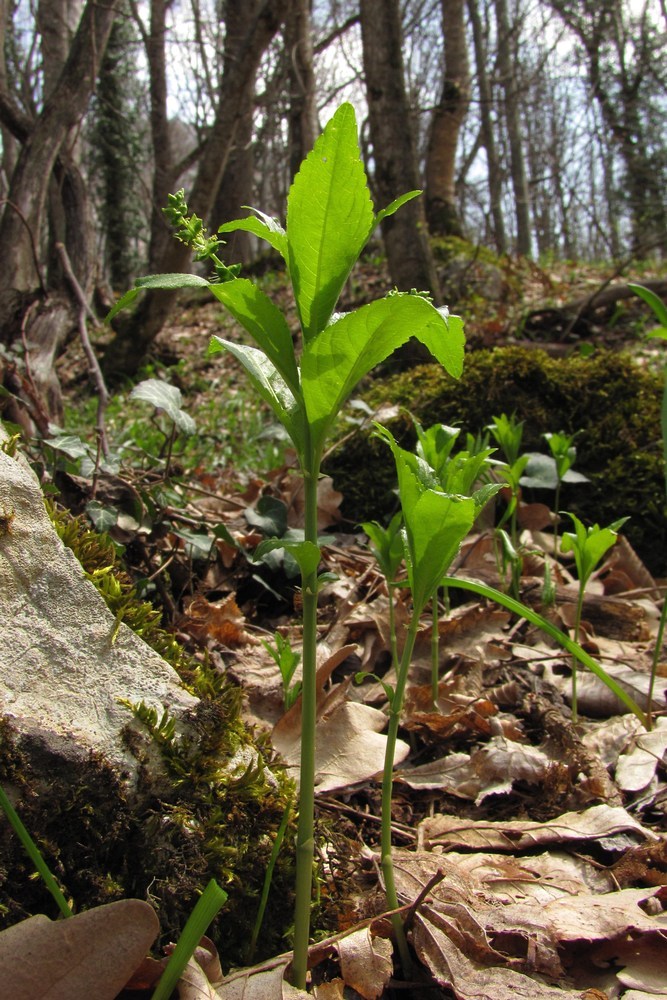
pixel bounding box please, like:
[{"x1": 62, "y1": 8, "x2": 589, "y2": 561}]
[
  {"x1": 361, "y1": 512, "x2": 405, "y2": 672},
  {"x1": 262, "y1": 632, "x2": 302, "y2": 710},
  {"x1": 413, "y1": 419, "x2": 497, "y2": 703},
  {"x1": 108, "y1": 102, "x2": 465, "y2": 990},
  {"x1": 629, "y1": 283, "x2": 667, "y2": 727},
  {"x1": 375, "y1": 423, "x2": 501, "y2": 968},
  {"x1": 375, "y1": 431, "x2": 647, "y2": 967},
  {"x1": 521, "y1": 430, "x2": 589, "y2": 554},
  {"x1": 560, "y1": 512, "x2": 629, "y2": 723}
]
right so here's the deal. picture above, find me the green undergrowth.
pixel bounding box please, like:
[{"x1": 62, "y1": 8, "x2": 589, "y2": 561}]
[
  {"x1": 0, "y1": 503, "x2": 298, "y2": 965},
  {"x1": 325, "y1": 346, "x2": 666, "y2": 575}
]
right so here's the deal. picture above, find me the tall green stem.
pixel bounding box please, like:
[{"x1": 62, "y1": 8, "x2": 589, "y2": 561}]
[
  {"x1": 381, "y1": 610, "x2": 421, "y2": 975},
  {"x1": 431, "y1": 588, "x2": 440, "y2": 707},
  {"x1": 291, "y1": 450, "x2": 320, "y2": 991},
  {"x1": 647, "y1": 593, "x2": 667, "y2": 731},
  {"x1": 571, "y1": 585, "x2": 585, "y2": 724}
]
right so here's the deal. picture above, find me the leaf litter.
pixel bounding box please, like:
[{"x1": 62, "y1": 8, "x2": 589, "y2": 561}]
[{"x1": 10, "y1": 361, "x2": 667, "y2": 997}]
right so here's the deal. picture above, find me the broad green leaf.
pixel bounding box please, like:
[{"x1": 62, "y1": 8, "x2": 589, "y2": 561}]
[
  {"x1": 218, "y1": 213, "x2": 287, "y2": 261},
  {"x1": 106, "y1": 273, "x2": 209, "y2": 322},
  {"x1": 136, "y1": 273, "x2": 210, "y2": 290},
  {"x1": 207, "y1": 279, "x2": 300, "y2": 394},
  {"x1": 245, "y1": 495, "x2": 288, "y2": 537},
  {"x1": 44, "y1": 433, "x2": 89, "y2": 459},
  {"x1": 442, "y1": 576, "x2": 647, "y2": 726},
  {"x1": 130, "y1": 379, "x2": 196, "y2": 434},
  {"x1": 375, "y1": 190, "x2": 422, "y2": 228},
  {"x1": 209, "y1": 338, "x2": 305, "y2": 454},
  {"x1": 376, "y1": 424, "x2": 477, "y2": 612},
  {"x1": 254, "y1": 538, "x2": 321, "y2": 578},
  {"x1": 287, "y1": 102, "x2": 374, "y2": 340},
  {"x1": 629, "y1": 283, "x2": 667, "y2": 326},
  {"x1": 407, "y1": 490, "x2": 476, "y2": 612},
  {"x1": 301, "y1": 294, "x2": 464, "y2": 456},
  {"x1": 520, "y1": 453, "x2": 589, "y2": 490}
]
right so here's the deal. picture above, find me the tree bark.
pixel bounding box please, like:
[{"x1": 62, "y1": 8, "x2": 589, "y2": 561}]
[
  {"x1": 104, "y1": 0, "x2": 287, "y2": 376},
  {"x1": 285, "y1": 0, "x2": 318, "y2": 180},
  {"x1": 0, "y1": 0, "x2": 119, "y2": 421},
  {"x1": 359, "y1": 0, "x2": 441, "y2": 307},
  {"x1": 467, "y1": 0, "x2": 506, "y2": 253},
  {"x1": 494, "y1": 0, "x2": 532, "y2": 257},
  {"x1": 425, "y1": 0, "x2": 470, "y2": 237}
]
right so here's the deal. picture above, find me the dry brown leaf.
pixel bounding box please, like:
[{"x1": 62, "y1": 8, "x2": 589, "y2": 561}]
[
  {"x1": 419, "y1": 804, "x2": 657, "y2": 852},
  {"x1": 398, "y1": 735, "x2": 550, "y2": 803},
  {"x1": 312, "y1": 980, "x2": 346, "y2": 998},
  {"x1": 615, "y1": 718, "x2": 667, "y2": 792},
  {"x1": 274, "y1": 699, "x2": 409, "y2": 793},
  {"x1": 181, "y1": 593, "x2": 253, "y2": 647},
  {"x1": 0, "y1": 899, "x2": 159, "y2": 1000},
  {"x1": 336, "y1": 927, "x2": 393, "y2": 999},
  {"x1": 215, "y1": 958, "x2": 309, "y2": 998},
  {"x1": 392, "y1": 848, "x2": 667, "y2": 1000}
]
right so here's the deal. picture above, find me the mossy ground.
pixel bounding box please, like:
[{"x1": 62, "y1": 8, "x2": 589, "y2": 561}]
[
  {"x1": 0, "y1": 506, "x2": 298, "y2": 967},
  {"x1": 324, "y1": 346, "x2": 666, "y2": 576}
]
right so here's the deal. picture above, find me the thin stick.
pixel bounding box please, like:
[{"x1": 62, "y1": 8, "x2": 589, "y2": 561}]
[{"x1": 55, "y1": 242, "x2": 110, "y2": 462}]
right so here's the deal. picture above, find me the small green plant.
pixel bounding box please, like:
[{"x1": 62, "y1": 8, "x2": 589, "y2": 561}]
[
  {"x1": 129, "y1": 377, "x2": 196, "y2": 476},
  {"x1": 262, "y1": 632, "x2": 302, "y2": 710},
  {"x1": 0, "y1": 784, "x2": 73, "y2": 919},
  {"x1": 521, "y1": 430, "x2": 589, "y2": 553},
  {"x1": 374, "y1": 423, "x2": 500, "y2": 966},
  {"x1": 361, "y1": 513, "x2": 404, "y2": 673},
  {"x1": 109, "y1": 102, "x2": 465, "y2": 989},
  {"x1": 560, "y1": 512, "x2": 629, "y2": 722},
  {"x1": 151, "y1": 879, "x2": 228, "y2": 1000}
]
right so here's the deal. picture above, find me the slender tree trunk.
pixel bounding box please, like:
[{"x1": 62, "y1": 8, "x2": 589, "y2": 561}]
[
  {"x1": 424, "y1": 0, "x2": 469, "y2": 237},
  {"x1": 0, "y1": 0, "x2": 119, "y2": 420},
  {"x1": 494, "y1": 0, "x2": 532, "y2": 257},
  {"x1": 467, "y1": 0, "x2": 506, "y2": 253},
  {"x1": 359, "y1": 0, "x2": 441, "y2": 306},
  {"x1": 285, "y1": 0, "x2": 318, "y2": 180},
  {"x1": 104, "y1": 0, "x2": 287, "y2": 376}
]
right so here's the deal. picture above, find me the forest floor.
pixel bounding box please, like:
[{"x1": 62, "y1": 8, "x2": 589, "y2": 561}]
[{"x1": 41, "y1": 253, "x2": 667, "y2": 997}]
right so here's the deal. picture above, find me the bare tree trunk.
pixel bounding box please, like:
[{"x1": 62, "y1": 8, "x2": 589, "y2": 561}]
[
  {"x1": 467, "y1": 0, "x2": 506, "y2": 253},
  {"x1": 425, "y1": 0, "x2": 469, "y2": 237},
  {"x1": 0, "y1": 0, "x2": 118, "y2": 421},
  {"x1": 359, "y1": 0, "x2": 441, "y2": 305},
  {"x1": 104, "y1": 0, "x2": 287, "y2": 376},
  {"x1": 285, "y1": 0, "x2": 318, "y2": 179},
  {"x1": 494, "y1": 0, "x2": 532, "y2": 257}
]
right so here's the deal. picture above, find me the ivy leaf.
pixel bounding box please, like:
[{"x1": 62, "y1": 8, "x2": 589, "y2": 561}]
[
  {"x1": 287, "y1": 102, "x2": 374, "y2": 341},
  {"x1": 130, "y1": 379, "x2": 196, "y2": 434},
  {"x1": 301, "y1": 294, "x2": 464, "y2": 457},
  {"x1": 207, "y1": 279, "x2": 300, "y2": 395}
]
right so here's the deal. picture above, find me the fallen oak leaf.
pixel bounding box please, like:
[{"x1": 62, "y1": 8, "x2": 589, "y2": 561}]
[{"x1": 0, "y1": 898, "x2": 159, "y2": 1000}]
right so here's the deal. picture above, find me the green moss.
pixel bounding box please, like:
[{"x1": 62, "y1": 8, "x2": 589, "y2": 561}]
[
  {"x1": 325, "y1": 347, "x2": 666, "y2": 574},
  {"x1": 0, "y1": 505, "x2": 298, "y2": 966}
]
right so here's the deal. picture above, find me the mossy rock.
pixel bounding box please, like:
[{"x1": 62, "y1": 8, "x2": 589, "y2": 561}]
[
  {"x1": 324, "y1": 347, "x2": 666, "y2": 575},
  {"x1": 0, "y1": 507, "x2": 297, "y2": 967}
]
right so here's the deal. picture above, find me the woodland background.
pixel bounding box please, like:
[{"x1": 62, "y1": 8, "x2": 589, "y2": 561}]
[{"x1": 0, "y1": 0, "x2": 666, "y2": 419}]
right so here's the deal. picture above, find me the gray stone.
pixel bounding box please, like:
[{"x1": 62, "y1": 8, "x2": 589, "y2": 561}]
[{"x1": 0, "y1": 423, "x2": 197, "y2": 774}]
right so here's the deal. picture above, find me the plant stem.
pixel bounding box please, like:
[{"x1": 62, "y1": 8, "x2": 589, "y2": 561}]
[
  {"x1": 381, "y1": 610, "x2": 421, "y2": 976},
  {"x1": 388, "y1": 582, "x2": 399, "y2": 673},
  {"x1": 571, "y1": 585, "x2": 585, "y2": 724},
  {"x1": 553, "y1": 480, "x2": 562, "y2": 556},
  {"x1": 291, "y1": 455, "x2": 320, "y2": 991},
  {"x1": 648, "y1": 594, "x2": 667, "y2": 731},
  {"x1": 0, "y1": 784, "x2": 73, "y2": 918},
  {"x1": 431, "y1": 587, "x2": 439, "y2": 707}
]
